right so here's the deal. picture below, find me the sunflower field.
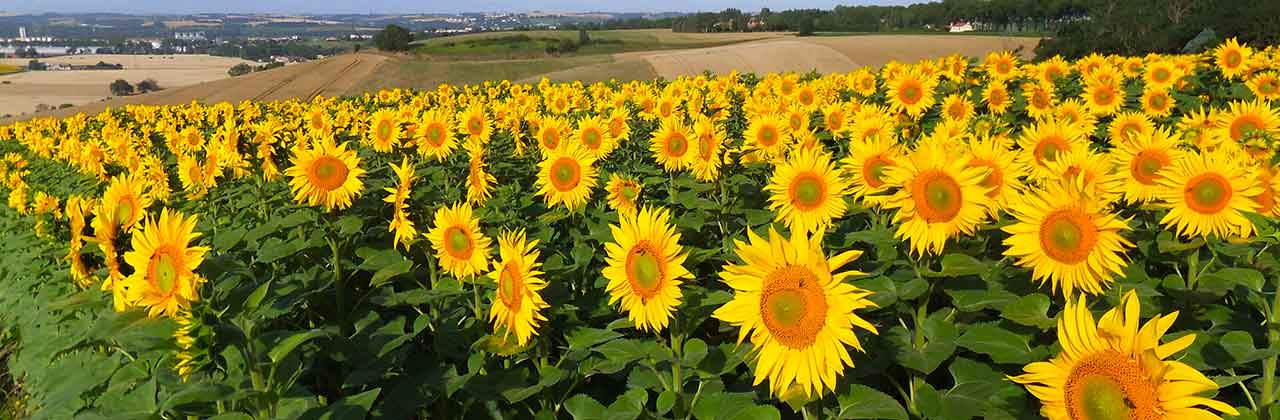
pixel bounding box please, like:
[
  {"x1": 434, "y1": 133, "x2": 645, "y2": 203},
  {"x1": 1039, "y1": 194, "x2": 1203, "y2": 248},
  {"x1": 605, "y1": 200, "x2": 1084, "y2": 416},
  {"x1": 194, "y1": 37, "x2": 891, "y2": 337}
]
[{"x1": 1, "y1": 38, "x2": 1280, "y2": 420}]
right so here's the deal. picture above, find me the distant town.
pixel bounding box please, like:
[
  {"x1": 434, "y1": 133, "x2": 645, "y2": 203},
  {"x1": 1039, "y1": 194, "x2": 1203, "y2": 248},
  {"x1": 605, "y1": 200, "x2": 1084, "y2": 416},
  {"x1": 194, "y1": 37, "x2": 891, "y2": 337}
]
[{"x1": 0, "y1": 12, "x2": 683, "y2": 62}]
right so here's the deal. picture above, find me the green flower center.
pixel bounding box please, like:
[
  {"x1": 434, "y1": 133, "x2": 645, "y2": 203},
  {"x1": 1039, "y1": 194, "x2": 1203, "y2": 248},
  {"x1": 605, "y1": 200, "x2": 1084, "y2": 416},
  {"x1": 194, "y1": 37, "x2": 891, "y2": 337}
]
[
  {"x1": 446, "y1": 227, "x2": 472, "y2": 256},
  {"x1": 1080, "y1": 376, "x2": 1131, "y2": 420},
  {"x1": 790, "y1": 174, "x2": 825, "y2": 210}
]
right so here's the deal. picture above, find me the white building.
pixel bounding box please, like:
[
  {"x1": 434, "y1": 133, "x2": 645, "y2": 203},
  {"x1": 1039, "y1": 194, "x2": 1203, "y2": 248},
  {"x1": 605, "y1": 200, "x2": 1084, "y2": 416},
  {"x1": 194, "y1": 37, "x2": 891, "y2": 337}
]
[
  {"x1": 948, "y1": 22, "x2": 974, "y2": 32},
  {"x1": 17, "y1": 27, "x2": 26, "y2": 41},
  {"x1": 175, "y1": 32, "x2": 207, "y2": 41}
]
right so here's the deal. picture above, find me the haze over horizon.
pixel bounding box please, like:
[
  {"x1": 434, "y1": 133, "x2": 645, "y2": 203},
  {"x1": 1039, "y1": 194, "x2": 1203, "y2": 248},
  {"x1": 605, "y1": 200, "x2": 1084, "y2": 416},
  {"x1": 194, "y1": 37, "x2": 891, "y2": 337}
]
[{"x1": 2, "y1": 0, "x2": 925, "y2": 15}]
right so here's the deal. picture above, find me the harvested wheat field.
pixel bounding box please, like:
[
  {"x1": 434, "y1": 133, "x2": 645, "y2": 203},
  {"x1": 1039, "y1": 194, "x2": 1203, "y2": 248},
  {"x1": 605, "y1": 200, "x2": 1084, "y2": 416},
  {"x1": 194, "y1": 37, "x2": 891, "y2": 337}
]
[
  {"x1": 631, "y1": 34, "x2": 1040, "y2": 79},
  {"x1": 0, "y1": 53, "x2": 386, "y2": 124},
  {"x1": 0, "y1": 54, "x2": 255, "y2": 117}
]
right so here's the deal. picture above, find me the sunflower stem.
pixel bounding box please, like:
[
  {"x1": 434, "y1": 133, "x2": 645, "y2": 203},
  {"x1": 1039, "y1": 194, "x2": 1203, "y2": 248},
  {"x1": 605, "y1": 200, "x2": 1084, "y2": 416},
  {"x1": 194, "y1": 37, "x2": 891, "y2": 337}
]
[
  {"x1": 1261, "y1": 284, "x2": 1280, "y2": 411},
  {"x1": 327, "y1": 235, "x2": 351, "y2": 337},
  {"x1": 671, "y1": 326, "x2": 685, "y2": 419}
]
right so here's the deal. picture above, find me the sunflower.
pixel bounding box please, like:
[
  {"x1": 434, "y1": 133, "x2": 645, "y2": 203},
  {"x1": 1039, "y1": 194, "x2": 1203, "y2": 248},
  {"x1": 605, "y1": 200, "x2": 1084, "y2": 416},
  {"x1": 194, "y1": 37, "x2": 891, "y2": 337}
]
[
  {"x1": 383, "y1": 157, "x2": 417, "y2": 251},
  {"x1": 602, "y1": 206, "x2": 690, "y2": 333},
  {"x1": 712, "y1": 227, "x2": 877, "y2": 398},
  {"x1": 941, "y1": 93, "x2": 975, "y2": 124},
  {"x1": 1107, "y1": 112, "x2": 1153, "y2": 146},
  {"x1": 1214, "y1": 37, "x2": 1253, "y2": 80},
  {"x1": 1143, "y1": 59, "x2": 1183, "y2": 91},
  {"x1": 843, "y1": 136, "x2": 901, "y2": 205},
  {"x1": 457, "y1": 104, "x2": 491, "y2": 146},
  {"x1": 487, "y1": 229, "x2": 548, "y2": 346},
  {"x1": 466, "y1": 143, "x2": 496, "y2": 206},
  {"x1": 822, "y1": 103, "x2": 850, "y2": 139},
  {"x1": 882, "y1": 139, "x2": 992, "y2": 255},
  {"x1": 285, "y1": 137, "x2": 366, "y2": 212},
  {"x1": 765, "y1": 148, "x2": 850, "y2": 234},
  {"x1": 1157, "y1": 149, "x2": 1262, "y2": 239},
  {"x1": 1046, "y1": 150, "x2": 1123, "y2": 203},
  {"x1": 536, "y1": 115, "x2": 569, "y2": 154},
  {"x1": 415, "y1": 109, "x2": 459, "y2": 162},
  {"x1": 100, "y1": 173, "x2": 154, "y2": 233},
  {"x1": 1023, "y1": 82, "x2": 1057, "y2": 120},
  {"x1": 1111, "y1": 127, "x2": 1185, "y2": 204},
  {"x1": 849, "y1": 105, "x2": 897, "y2": 144},
  {"x1": 1012, "y1": 291, "x2": 1240, "y2": 420},
  {"x1": 1212, "y1": 99, "x2": 1279, "y2": 146},
  {"x1": 849, "y1": 68, "x2": 878, "y2": 97},
  {"x1": 691, "y1": 115, "x2": 728, "y2": 182},
  {"x1": 745, "y1": 114, "x2": 790, "y2": 161},
  {"x1": 983, "y1": 81, "x2": 1012, "y2": 115},
  {"x1": 1054, "y1": 99, "x2": 1099, "y2": 136},
  {"x1": 1178, "y1": 107, "x2": 1220, "y2": 150},
  {"x1": 536, "y1": 144, "x2": 598, "y2": 212},
  {"x1": 1246, "y1": 71, "x2": 1280, "y2": 101},
  {"x1": 573, "y1": 115, "x2": 616, "y2": 159},
  {"x1": 1140, "y1": 88, "x2": 1175, "y2": 118},
  {"x1": 984, "y1": 51, "x2": 1020, "y2": 80},
  {"x1": 365, "y1": 109, "x2": 401, "y2": 153},
  {"x1": 1003, "y1": 180, "x2": 1131, "y2": 297},
  {"x1": 606, "y1": 174, "x2": 642, "y2": 216},
  {"x1": 606, "y1": 107, "x2": 632, "y2": 144},
  {"x1": 1017, "y1": 119, "x2": 1088, "y2": 181},
  {"x1": 651, "y1": 117, "x2": 693, "y2": 172},
  {"x1": 1082, "y1": 80, "x2": 1125, "y2": 116},
  {"x1": 1253, "y1": 164, "x2": 1280, "y2": 217},
  {"x1": 966, "y1": 135, "x2": 1028, "y2": 217},
  {"x1": 425, "y1": 202, "x2": 492, "y2": 280},
  {"x1": 885, "y1": 67, "x2": 938, "y2": 118},
  {"x1": 122, "y1": 208, "x2": 209, "y2": 318}
]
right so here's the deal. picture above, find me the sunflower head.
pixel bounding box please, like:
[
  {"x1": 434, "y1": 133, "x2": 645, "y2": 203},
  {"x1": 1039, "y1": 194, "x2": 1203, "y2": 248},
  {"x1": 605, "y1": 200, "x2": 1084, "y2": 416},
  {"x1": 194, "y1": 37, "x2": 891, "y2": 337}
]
[
  {"x1": 284, "y1": 137, "x2": 366, "y2": 212},
  {"x1": 606, "y1": 174, "x2": 642, "y2": 216},
  {"x1": 487, "y1": 229, "x2": 548, "y2": 347},
  {"x1": 425, "y1": 202, "x2": 493, "y2": 280},
  {"x1": 1013, "y1": 291, "x2": 1240, "y2": 420},
  {"x1": 122, "y1": 208, "x2": 209, "y2": 318},
  {"x1": 602, "y1": 206, "x2": 690, "y2": 333},
  {"x1": 766, "y1": 148, "x2": 850, "y2": 235},
  {"x1": 1157, "y1": 149, "x2": 1262, "y2": 239},
  {"x1": 883, "y1": 139, "x2": 993, "y2": 255},
  {"x1": 536, "y1": 144, "x2": 599, "y2": 212},
  {"x1": 713, "y1": 227, "x2": 878, "y2": 398}
]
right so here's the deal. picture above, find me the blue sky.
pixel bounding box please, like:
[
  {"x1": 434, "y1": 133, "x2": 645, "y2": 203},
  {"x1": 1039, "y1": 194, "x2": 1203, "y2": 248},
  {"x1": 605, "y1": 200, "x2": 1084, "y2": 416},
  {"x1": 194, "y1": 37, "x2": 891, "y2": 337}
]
[{"x1": 4, "y1": 0, "x2": 925, "y2": 14}]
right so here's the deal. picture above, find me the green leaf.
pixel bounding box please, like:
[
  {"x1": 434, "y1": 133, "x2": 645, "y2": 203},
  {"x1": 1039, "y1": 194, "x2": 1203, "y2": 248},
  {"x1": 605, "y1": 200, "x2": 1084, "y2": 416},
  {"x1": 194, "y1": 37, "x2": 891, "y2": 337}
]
[
  {"x1": 692, "y1": 392, "x2": 781, "y2": 420},
  {"x1": 834, "y1": 384, "x2": 908, "y2": 419},
  {"x1": 1001, "y1": 294, "x2": 1055, "y2": 328},
  {"x1": 1202, "y1": 268, "x2": 1265, "y2": 292},
  {"x1": 656, "y1": 390, "x2": 676, "y2": 415},
  {"x1": 683, "y1": 338, "x2": 709, "y2": 367},
  {"x1": 160, "y1": 382, "x2": 235, "y2": 411},
  {"x1": 369, "y1": 259, "x2": 413, "y2": 288},
  {"x1": 1218, "y1": 331, "x2": 1280, "y2": 364},
  {"x1": 270, "y1": 329, "x2": 331, "y2": 364},
  {"x1": 566, "y1": 327, "x2": 622, "y2": 350},
  {"x1": 955, "y1": 323, "x2": 1045, "y2": 364},
  {"x1": 298, "y1": 388, "x2": 381, "y2": 420},
  {"x1": 891, "y1": 311, "x2": 958, "y2": 374},
  {"x1": 244, "y1": 278, "x2": 272, "y2": 312},
  {"x1": 335, "y1": 215, "x2": 364, "y2": 236},
  {"x1": 565, "y1": 394, "x2": 608, "y2": 420},
  {"x1": 606, "y1": 388, "x2": 647, "y2": 420},
  {"x1": 257, "y1": 237, "x2": 306, "y2": 263},
  {"x1": 924, "y1": 254, "x2": 988, "y2": 277}
]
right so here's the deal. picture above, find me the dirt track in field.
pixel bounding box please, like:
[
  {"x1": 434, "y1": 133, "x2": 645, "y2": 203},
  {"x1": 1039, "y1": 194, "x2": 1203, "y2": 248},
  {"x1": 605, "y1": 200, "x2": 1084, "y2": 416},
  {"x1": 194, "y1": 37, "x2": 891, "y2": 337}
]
[{"x1": 625, "y1": 35, "x2": 1041, "y2": 78}]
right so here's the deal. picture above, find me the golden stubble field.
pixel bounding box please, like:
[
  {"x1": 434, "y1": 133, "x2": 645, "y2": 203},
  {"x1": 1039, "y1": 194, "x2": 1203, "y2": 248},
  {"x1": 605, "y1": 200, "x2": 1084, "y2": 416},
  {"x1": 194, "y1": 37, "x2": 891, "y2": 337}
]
[{"x1": 0, "y1": 54, "x2": 255, "y2": 117}]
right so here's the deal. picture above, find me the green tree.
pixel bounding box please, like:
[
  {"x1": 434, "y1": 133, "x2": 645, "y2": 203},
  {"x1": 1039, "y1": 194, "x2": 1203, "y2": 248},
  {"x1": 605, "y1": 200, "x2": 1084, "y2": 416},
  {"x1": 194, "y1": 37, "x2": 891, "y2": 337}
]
[
  {"x1": 374, "y1": 24, "x2": 414, "y2": 52},
  {"x1": 228, "y1": 63, "x2": 253, "y2": 77},
  {"x1": 108, "y1": 79, "x2": 134, "y2": 96}
]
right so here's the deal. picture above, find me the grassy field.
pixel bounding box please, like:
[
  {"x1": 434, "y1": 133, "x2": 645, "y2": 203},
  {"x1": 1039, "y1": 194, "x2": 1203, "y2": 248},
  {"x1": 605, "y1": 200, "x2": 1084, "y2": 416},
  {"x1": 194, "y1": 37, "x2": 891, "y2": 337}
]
[
  {"x1": 354, "y1": 55, "x2": 615, "y2": 92},
  {"x1": 416, "y1": 28, "x2": 780, "y2": 59}
]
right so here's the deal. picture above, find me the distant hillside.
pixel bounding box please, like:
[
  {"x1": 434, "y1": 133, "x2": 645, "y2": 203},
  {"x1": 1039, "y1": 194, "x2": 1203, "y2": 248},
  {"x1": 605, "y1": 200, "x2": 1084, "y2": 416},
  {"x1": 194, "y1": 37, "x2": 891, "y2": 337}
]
[{"x1": 1, "y1": 53, "x2": 388, "y2": 124}]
